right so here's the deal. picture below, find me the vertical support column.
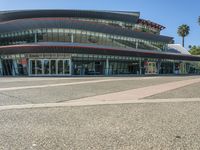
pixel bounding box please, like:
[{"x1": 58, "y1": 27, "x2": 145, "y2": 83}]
[
  {"x1": 157, "y1": 60, "x2": 161, "y2": 75},
  {"x1": 28, "y1": 59, "x2": 31, "y2": 76},
  {"x1": 62, "y1": 60, "x2": 65, "y2": 76},
  {"x1": 12, "y1": 60, "x2": 18, "y2": 76},
  {"x1": 0, "y1": 59, "x2": 2, "y2": 76},
  {"x1": 136, "y1": 41, "x2": 139, "y2": 49},
  {"x1": 35, "y1": 60, "x2": 37, "y2": 75},
  {"x1": 173, "y1": 61, "x2": 176, "y2": 74},
  {"x1": 34, "y1": 33, "x2": 37, "y2": 43},
  {"x1": 71, "y1": 34, "x2": 74, "y2": 43},
  {"x1": 105, "y1": 58, "x2": 109, "y2": 76},
  {"x1": 139, "y1": 58, "x2": 142, "y2": 75},
  {"x1": 55, "y1": 59, "x2": 58, "y2": 76},
  {"x1": 40, "y1": 59, "x2": 44, "y2": 76},
  {"x1": 184, "y1": 62, "x2": 186, "y2": 74},
  {"x1": 187, "y1": 62, "x2": 190, "y2": 74},
  {"x1": 70, "y1": 59, "x2": 73, "y2": 76}
]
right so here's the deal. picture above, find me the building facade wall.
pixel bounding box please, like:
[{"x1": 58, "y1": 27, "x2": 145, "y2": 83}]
[
  {"x1": 0, "y1": 10, "x2": 200, "y2": 76},
  {"x1": 0, "y1": 53, "x2": 199, "y2": 76}
]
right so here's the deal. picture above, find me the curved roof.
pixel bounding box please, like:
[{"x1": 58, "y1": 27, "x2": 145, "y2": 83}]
[
  {"x1": 0, "y1": 18, "x2": 173, "y2": 43},
  {"x1": 0, "y1": 9, "x2": 140, "y2": 24},
  {"x1": 167, "y1": 44, "x2": 190, "y2": 55},
  {"x1": 0, "y1": 42, "x2": 199, "y2": 61}
]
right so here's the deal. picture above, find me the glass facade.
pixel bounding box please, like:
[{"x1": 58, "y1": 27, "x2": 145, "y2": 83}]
[
  {"x1": 0, "y1": 53, "x2": 200, "y2": 76},
  {"x1": 72, "y1": 54, "x2": 142, "y2": 75},
  {"x1": 0, "y1": 55, "x2": 28, "y2": 76},
  {"x1": 0, "y1": 28, "x2": 167, "y2": 51},
  {"x1": 74, "y1": 18, "x2": 162, "y2": 34},
  {"x1": 29, "y1": 59, "x2": 71, "y2": 76}
]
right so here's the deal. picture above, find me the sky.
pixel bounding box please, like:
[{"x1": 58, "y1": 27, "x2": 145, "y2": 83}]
[{"x1": 0, "y1": 0, "x2": 199, "y2": 49}]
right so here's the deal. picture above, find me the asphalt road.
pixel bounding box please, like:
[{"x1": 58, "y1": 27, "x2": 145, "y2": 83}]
[{"x1": 0, "y1": 76, "x2": 200, "y2": 150}]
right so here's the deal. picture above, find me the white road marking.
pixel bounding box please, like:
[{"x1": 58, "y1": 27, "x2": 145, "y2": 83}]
[
  {"x1": 0, "y1": 77, "x2": 160, "y2": 91},
  {"x1": 0, "y1": 77, "x2": 98, "y2": 83},
  {"x1": 0, "y1": 98, "x2": 200, "y2": 111}
]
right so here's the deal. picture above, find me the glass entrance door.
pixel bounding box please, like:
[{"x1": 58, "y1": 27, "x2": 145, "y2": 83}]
[
  {"x1": 36, "y1": 60, "x2": 42, "y2": 75},
  {"x1": 64, "y1": 60, "x2": 70, "y2": 74},
  {"x1": 50, "y1": 60, "x2": 56, "y2": 75},
  {"x1": 30, "y1": 60, "x2": 36, "y2": 75},
  {"x1": 44, "y1": 60, "x2": 50, "y2": 74},
  {"x1": 57, "y1": 60, "x2": 64, "y2": 75},
  {"x1": 29, "y1": 59, "x2": 71, "y2": 76}
]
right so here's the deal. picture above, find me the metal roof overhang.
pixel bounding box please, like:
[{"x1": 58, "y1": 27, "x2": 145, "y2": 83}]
[
  {"x1": 0, "y1": 18, "x2": 173, "y2": 43},
  {"x1": 0, "y1": 10, "x2": 139, "y2": 24},
  {"x1": 0, "y1": 43, "x2": 199, "y2": 61}
]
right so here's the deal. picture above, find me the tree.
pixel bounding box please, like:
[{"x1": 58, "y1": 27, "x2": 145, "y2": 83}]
[
  {"x1": 189, "y1": 45, "x2": 200, "y2": 55},
  {"x1": 199, "y1": 16, "x2": 200, "y2": 25},
  {"x1": 177, "y1": 24, "x2": 190, "y2": 47}
]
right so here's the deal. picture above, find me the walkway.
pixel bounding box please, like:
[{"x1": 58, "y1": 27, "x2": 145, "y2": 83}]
[{"x1": 0, "y1": 76, "x2": 200, "y2": 111}]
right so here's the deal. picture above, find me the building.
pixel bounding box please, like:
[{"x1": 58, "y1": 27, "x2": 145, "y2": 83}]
[{"x1": 0, "y1": 9, "x2": 200, "y2": 76}]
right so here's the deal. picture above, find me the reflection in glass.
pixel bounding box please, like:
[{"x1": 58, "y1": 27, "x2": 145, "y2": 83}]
[
  {"x1": 64, "y1": 60, "x2": 70, "y2": 74},
  {"x1": 51, "y1": 60, "x2": 56, "y2": 74},
  {"x1": 17, "y1": 59, "x2": 28, "y2": 75},
  {"x1": 30, "y1": 60, "x2": 36, "y2": 75},
  {"x1": 36, "y1": 60, "x2": 42, "y2": 74},
  {"x1": 44, "y1": 60, "x2": 50, "y2": 74},
  {"x1": 58, "y1": 60, "x2": 63, "y2": 74}
]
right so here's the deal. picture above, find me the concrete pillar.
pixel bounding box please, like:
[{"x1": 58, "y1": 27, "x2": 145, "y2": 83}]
[{"x1": 105, "y1": 58, "x2": 109, "y2": 76}]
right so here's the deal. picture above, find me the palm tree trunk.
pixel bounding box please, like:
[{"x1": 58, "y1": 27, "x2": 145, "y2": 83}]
[{"x1": 182, "y1": 36, "x2": 185, "y2": 47}]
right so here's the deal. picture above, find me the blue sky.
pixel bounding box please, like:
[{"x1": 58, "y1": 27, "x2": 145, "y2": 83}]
[{"x1": 0, "y1": 0, "x2": 199, "y2": 49}]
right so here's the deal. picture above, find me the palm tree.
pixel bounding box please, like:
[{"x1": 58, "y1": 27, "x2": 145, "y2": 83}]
[
  {"x1": 177, "y1": 24, "x2": 190, "y2": 47},
  {"x1": 199, "y1": 16, "x2": 200, "y2": 25}
]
